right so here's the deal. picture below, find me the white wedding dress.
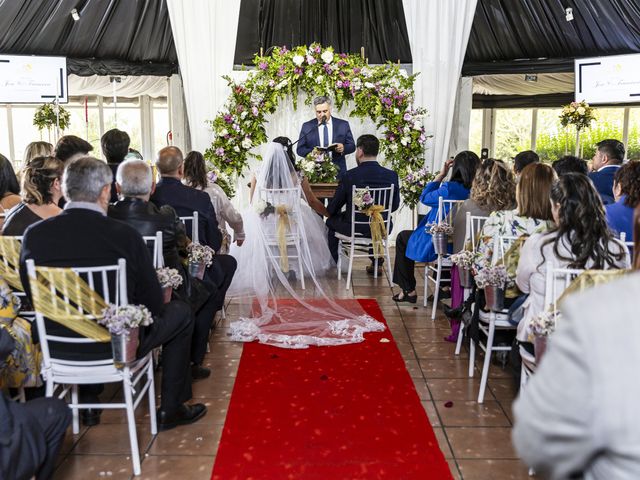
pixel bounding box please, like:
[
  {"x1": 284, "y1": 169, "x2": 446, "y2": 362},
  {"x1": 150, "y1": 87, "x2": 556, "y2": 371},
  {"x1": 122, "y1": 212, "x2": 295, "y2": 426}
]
[{"x1": 227, "y1": 142, "x2": 385, "y2": 348}]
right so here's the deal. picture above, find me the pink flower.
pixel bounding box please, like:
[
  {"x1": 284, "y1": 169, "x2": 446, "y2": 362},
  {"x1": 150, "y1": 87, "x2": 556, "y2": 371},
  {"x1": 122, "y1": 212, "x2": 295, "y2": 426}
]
[
  {"x1": 223, "y1": 114, "x2": 233, "y2": 124},
  {"x1": 336, "y1": 80, "x2": 344, "y2": 88},
  {"x1": 280, "y1": 45, "x2": 289, "y2": 53},
  {"x1": 277, "y1": 65, "x2": 286, "y2": 77},
  {"x1": 207, "y1": 171, "x2": 218, "y2": 182},
  {"x1": 403, "y1": 113, "x2": 412, "y2": 121},
  {"x1": 259, "y1": 62, "x2": 268, "y2": 70},
  {"x1": 215, "y1": 147, "x2": 224, "y2": 156},
  {"x1": 251, "y1": 106, "x2": 259, "y2": 116},
  {"x1": 306, "y1": 55, "x2": 316, "y2": 65},
  {"x1": 313, "y1": 45, "x2": 321, "y2": 54},
  {"x1": 294, "y1": 67, "x2": 303, "y2": 75}
]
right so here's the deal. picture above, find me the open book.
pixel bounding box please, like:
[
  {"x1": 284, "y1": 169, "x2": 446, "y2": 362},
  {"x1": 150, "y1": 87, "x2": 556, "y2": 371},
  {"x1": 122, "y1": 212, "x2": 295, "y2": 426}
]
[{"x1": 316, "y1": 143, "x2": 338, "y2": 152}]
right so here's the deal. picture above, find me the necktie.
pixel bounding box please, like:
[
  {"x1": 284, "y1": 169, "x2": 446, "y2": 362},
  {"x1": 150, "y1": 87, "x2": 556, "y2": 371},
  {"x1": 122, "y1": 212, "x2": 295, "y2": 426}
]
[{"x1": 323, "y1": 123, "x2": 329, "y2": 148}]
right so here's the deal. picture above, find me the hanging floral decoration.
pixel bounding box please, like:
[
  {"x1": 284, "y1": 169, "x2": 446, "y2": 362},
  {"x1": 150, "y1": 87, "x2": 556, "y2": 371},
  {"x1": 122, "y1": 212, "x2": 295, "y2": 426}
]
[
  {"x1": 205, "y1": 44, "x2": 429, "y2": 201},
  {"x1": 33, "y1": 103, "x2": 71, "y2": 131},
  {"x1": 559, "y1": 100, "x2": 596, "y2": 131}
]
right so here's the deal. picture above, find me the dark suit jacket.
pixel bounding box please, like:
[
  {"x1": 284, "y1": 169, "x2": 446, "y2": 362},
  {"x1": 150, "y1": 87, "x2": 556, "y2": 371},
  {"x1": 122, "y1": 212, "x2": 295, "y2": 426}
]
[
  {"x1": 589, "y1": 165, "x2": 621, "y2": 205},
  {"x1": 151, "y1": 177, "x2": 222, "y2": 251},
  {"x1": 327, "y1": 161, "x2": 400, "y2": 234},
  {"x1": 19, "y1": 208, "x2": 163, "y2": 360},
  {"x1": 296, "y1": 116, "x2": 355, "y2": 176}
]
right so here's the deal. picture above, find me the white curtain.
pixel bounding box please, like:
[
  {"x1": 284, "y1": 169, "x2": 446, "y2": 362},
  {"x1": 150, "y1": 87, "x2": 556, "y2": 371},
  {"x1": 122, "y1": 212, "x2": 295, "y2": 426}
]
[
  {"x1": 166, "y1": 0, "x2": 241, "y2": 152},
  {"x1": 403, "y1": 0, "x2": 478, "y2": 171},
  {"x1": 68, "y1": 74, "x2": 168, "y2": 98}
]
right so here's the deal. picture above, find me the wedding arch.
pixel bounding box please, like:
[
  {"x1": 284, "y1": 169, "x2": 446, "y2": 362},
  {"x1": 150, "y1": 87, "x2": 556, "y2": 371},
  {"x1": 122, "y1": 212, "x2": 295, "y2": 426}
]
[{"x1": 204, "y1": 44, "x2": 428, "y2": 205}]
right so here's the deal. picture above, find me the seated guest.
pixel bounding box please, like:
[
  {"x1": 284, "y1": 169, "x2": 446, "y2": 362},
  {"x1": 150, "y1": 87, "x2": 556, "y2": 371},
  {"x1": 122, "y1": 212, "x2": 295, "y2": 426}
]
[
  {"x1": 23, "y1": 141, "x2": 53, "y2": 165},
  {"x1": 101, "y1": 128, "x2": 130, "y2": 203},
  {"x1": 513, "y1": 150, "x2": 539, "y2": 177},
  {"x1": 392, "y1": 151, "x2": 478, "y2": 303},
  {"x1": 19, "y1": 157, "x2": 206, "y2": 431},
  {"x1": 151, "y1": 147, "x2": 237, "y2": 315},
  {"x1": 444, "y1": 159, "x2": 516, "y2": 341},
  {"x1": 589, "y1": 138, "x2": 625, "y2": 204},
  {"x1": 54, "y1": 135, "x2": 93, "y2": 164},
  {"x1": 3, "y1": 156, "x2": 64, "y2": 236},
  {"x1": 0, "y1": 154, "x2": 22, "y2": 214},
  {"x1": 109, "y1": 159, "x2": 218, "y2": 379},
  {"x1": 513, "y1": 271, "x2": 640, "y2": 479},
  {"x1": 606, "y1": 160, "x2": 640, "y2": 240},
  {"x1": 516, "y1": 173, "x2": 629, "y2": 346},
  {"x1": 0, "y1": 327, "x2": 71, "y2": 480},
  {"x1": 551, "y1": 155, "x2": 588, "y2": 176},
  {"x1": 326, "y1": 134, "x2": 400, "y2": 268},
  {"x1": 183, "y1": 150, "x2": 245, "y2": 253},
  {"x1": 474, "y1": 163, "x2": 556, "y2": 273}
]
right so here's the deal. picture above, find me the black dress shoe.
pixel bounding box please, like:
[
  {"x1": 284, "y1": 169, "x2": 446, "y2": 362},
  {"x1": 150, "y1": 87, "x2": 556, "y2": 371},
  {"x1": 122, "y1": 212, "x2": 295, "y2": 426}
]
[
  {"x1": 392, "y1": 291, "x2": 417, "y2": 304},
  {"x1": 444, "y1": 304, "x2": 464, "y2": 319},
  {"x1": 366, "y1": 265, "x2": 383, "y2": 276},
  {"x1": 191, "y1": 365, "x2": 211, "y2": 381},
  {"x1": 81, "y1": 408, "x2": 102, "y2": 427},
  {"x1": 157, "y1": 403, "x2": 207, "y2": 432},
  {"x1": 286, "y1": 270, "x2": 297, "y2": 282},
  {"x1": 427, "y1": 289, "x2": 452, "y2": 301}
]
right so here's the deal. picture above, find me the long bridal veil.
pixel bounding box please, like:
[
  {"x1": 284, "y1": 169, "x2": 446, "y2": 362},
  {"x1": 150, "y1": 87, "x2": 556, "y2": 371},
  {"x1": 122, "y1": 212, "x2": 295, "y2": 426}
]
[{"x1": 227, "y1": 142, "x2": 385, "y2": 348}]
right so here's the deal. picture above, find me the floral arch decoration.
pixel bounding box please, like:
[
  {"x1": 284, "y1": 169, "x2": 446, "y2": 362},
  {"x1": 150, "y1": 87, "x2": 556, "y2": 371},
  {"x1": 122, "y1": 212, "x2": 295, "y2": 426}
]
[{"x1": 205, "y1": 43, "x2": 429, "y2": 205}]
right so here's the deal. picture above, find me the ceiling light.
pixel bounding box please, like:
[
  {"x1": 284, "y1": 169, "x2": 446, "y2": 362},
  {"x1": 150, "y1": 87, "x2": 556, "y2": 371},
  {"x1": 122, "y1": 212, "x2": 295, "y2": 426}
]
[
  {"x1": 525, "y1": 74, "x2": 538, "y2": 82},
  {"x1": 565, "y1": 7, "x2": 574, "y2": 21},
  {"x1": 71, "y1": 8, "x2": 80, "y2": 21}
]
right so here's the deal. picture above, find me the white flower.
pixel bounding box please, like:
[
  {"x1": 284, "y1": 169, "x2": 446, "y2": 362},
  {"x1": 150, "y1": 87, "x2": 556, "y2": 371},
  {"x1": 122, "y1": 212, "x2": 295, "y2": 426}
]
[
  {"x1": 399, "y1": 69, "x2": 408, "y2": 78},
  {"x1": 393, "y1": 108, "x2": 400, "y2": 115},
  {"x1": 352, "y1": 78, "x2": 362, "y2": 90},
  {"x1": 413, "y1": 120, "x2": 423, "y2": 130},
  {"x1": 241, "y1": 137, "x2": 252, "y2": 149},
  {"x1": 275, "y1": 80, "x2": 287, "y2": 90},
  {"x1": 240, "y1": 111, "x2": 248, "y2": 119},
  {"x1": 400, "y1": 136, "x2": 410, "y2": 146},
  {"x1": 321, "y1": 50, "x2": 334, "y2": 63},
  {"x1": 364, "y1": 82, "x2": 374, "y2": 89},
  {"x1": 220, "y1": 128, "x2": 229, "y2": 137},
  {"x1": 315, "y1": 75, "x2": 324, "y2": 84},
  {"x1": 234, "y1": 145, "x2": 240, "y2": 152},
  {"x1": 306, "y1": 69, "x2": 314, "y2": 78},
  {"x1": 389, "y1": 144, "x2": 398, "y2": 152},
  {"x1": 361, "y1": 67, "x2": 372, "y2": 78},
  {"x1": 577, "y1": 106, "x2": 585, "y2": 115},
  {"x1": 254, "y1": 199, "x2": 267, "y2": 214},
  {"x1": 292, "y1": 54, "x2": 304, "y2": 66}
]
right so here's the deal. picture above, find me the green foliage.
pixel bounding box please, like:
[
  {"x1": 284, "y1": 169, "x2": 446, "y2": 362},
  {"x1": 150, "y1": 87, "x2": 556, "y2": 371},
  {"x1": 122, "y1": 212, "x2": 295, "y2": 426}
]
[{"x1": 33, "y1": 103, "x2": 70, "y2": 131}]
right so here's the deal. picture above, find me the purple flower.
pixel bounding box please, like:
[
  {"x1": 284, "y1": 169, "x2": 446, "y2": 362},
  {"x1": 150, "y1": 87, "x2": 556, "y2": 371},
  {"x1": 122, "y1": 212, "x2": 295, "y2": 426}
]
[
  {"x1": 277, "y1": 65, "x2": 286, "y2": 77},
  {"x1": 223, "y1": 114, "x2": 233, "y2": 124},
  {"x1": 336, "y1": 80, "x2": 344, "y2": 88},
  {"x1": 362, "y1": 193, "x2": 372, "y2": 203},
  {"x1": 280, "y1": 45, "x2": 289, "y2": 53},
  {"x1": 339, "y1": 53, "x2": 348, "y2": 59},
  {"x1": 313, "y1": 45, "x2": 321, "y2": 54},
  {"x1": 342, "y1": 79, "x2": 350, "y2": 88},
  {"x1": 403, "y1": 113, "x2": 412, "y2": 121},
  {"x1": 337, "y1": 60, "x2": 347, "y2": 67},
  {"x1": 233, "y1": 123, "x2": 241, "y2": 132},
  {"x1": 323, "y1": 64, "x2": 333, "y2": 74},
  {"x1": 419, "y1": 134, "x2": 426, "y2": 143},
  {"x1": 268, "y1": 79, "x2": 276, "y2": 87},
  {"x1": 388, "y1": 134, "x2": 396, "y2": 142},
  {"x1": 251, "y1": 106, "x2": 259, "y2": 116},
  {"x1": 259, "y1": 62, "x2": 268, "y2": 70},
  {"x1": 306, "y1": 55, "x2": 316, "y2": 65},
  {"x1": 353, "y1": 67, "x2": 361, "y2": 74},
  {"x1": 294, "y1": 67, "x2": 303, "y2": 75},
  {"x1": 215, "y1": 147, "x2": 225, "y2": 156},
  {"x1": 381, "y1": 97, "x2": 393, "y2": 107},
  {"x1": 236, "y1": 105, "x2": 244, "y2": 113},
  {"x1": 207, "y1": 171, "x2": 218, "y2": 182}
]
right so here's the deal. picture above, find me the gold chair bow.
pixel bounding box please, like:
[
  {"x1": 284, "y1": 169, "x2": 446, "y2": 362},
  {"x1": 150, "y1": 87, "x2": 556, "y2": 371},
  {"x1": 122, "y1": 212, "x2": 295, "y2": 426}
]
[
  {"x1": 364, "y1": 205, "x2": 387, "y2": 258},
  {"x1": 0, "y1": 236, "x2": 24, "y2": 292},
  {"x1": 275, "y1": 205, "x2": 291, "y2": 273}
]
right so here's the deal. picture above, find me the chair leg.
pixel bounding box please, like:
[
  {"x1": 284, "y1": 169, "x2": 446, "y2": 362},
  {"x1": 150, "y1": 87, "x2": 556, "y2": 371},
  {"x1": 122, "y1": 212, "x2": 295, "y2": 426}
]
[
  {"x1": 71, "y1": 384, "x2": 80, "y2": 435},
  {"x1": 455, "y1": 322, "x2": 464, "y2": 355},
  {"x1": 337, "y1": 240, "x2": 342, "y2": 280},
  {"x1": 346, "y1": 243, "x2": 355, "y2": 291},
  {"x1": 147, "y1": 360, "x2": 158, "y2": 435},
  {"x1": 423, "y1": 266, "x2": 429, "y2": 308},
  {"x1": 477, "y1": 316, "x2": 495, "y2": 404},
  {"x1": 123, "y1": 372, "x2": 142, "y2": 476},
  {"x1": 431, "y1": 257, "x2": 442, "y2": 321},
  {"x1": 373, "y1": 255, "x2": 378, "y2": 279},
  {"x1": 384, "y1": 244, "x2": 393, "y2": 286},
  {"x1": 468, "y1": 336, "x2": 476, "y2": 377}
]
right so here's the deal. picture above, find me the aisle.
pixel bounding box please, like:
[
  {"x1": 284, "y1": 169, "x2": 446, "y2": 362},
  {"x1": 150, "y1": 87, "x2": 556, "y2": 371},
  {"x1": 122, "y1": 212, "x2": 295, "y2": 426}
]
[{"x1": 212, "y1": 299, "x2": 452, "y2": 479}]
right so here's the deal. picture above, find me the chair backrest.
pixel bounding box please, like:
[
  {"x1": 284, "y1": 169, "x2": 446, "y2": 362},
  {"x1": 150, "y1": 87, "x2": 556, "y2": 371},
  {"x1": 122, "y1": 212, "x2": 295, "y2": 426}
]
[
  {"x1": 543, "y1": 263, "x2": 585, "y2": 313},
  {"x1": 464, "y1": 213, "x2": 489, "y2": 252},
  {"x1": 619, "y1": 232, "x2": 634, "y2": 257},
  {"x1": 25, "y1": 258, "x2": 128, "y2": 368},
  {"x1": 142, "y1": 231, "x2": 164, "y2": 268},
  {"x1": 436, "y1": 197, "x2": 464, "y2": 226},
  {"x1": 349, "y1": 184, "x2": 394, "y2": 237},
  {"x1": 0, "y1": 236, "x2": 24, "y2": 292},
  {"x1": 179, "y1": 211, "x2": 200, "y2": 245}
]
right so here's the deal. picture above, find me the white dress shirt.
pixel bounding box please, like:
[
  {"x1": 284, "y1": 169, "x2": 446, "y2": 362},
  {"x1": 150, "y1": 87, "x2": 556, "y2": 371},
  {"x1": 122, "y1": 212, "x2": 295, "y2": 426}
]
[{"x1": 316, "y1": 117, "x2": 333, "y2": 148}]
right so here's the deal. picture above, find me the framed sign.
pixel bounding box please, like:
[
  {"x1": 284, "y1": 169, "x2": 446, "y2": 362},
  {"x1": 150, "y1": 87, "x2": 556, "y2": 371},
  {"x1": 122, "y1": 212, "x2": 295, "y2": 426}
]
[
  {"x1": 0, "y1": 54, "x2": 67, "y2": 104},
  {"x1": 575, "y1": 53, "x2": 640, "y2": 104}
]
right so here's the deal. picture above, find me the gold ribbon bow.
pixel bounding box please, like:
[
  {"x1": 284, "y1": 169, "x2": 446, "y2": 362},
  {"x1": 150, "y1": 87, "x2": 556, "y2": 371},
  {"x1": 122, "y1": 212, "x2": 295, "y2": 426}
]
[
  {"x1": 0, "y1": 236, "x2": 24, "y2": 292},
  {"x1": 364, "y1": 205, "x2": 387, "y2": 258},
  {"x1": 276, "y1": 205, "x2": 291, "y2": 273},
  {"x1": 556, "y1": 268, "x2": 630, "y2": 308}
]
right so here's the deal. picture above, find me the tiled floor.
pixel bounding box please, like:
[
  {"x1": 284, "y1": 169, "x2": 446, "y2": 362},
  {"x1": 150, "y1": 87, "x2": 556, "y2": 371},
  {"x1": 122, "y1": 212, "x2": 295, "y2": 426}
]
[{"x1": 52, "y1": 259, "x2": 530, "y2": 479}]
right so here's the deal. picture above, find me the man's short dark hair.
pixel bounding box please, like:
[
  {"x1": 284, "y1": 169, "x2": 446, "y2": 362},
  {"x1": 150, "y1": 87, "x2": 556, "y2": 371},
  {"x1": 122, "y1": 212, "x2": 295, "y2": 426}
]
[
  {"x1": 597, "y1": 139, "x2": 625, "y2": 164},
  {"x1": 55, "y1": 135, "x2": 93, "y2": 163},
  {"x1": 514, "y1": 150, "x2": 539, "y2": 173},
  {"x1": 101, "y1": 129, "x2": 131, "y2": 164},
  {"x1": 552, "y1": 155, "x2": 589, "y2": 176},
  {"x1": 356, "y1": 135, "x2": 379, "y2": 157}
]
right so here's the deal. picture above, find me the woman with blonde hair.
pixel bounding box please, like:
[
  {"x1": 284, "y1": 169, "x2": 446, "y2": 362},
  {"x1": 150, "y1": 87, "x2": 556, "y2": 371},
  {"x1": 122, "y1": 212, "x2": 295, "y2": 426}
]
[
  {"x1": 3, "y1": 156, "x2": 64, "y2": 236},
  {"x1": 23, "y1": 141, "x2": 54, "y2": 165}
]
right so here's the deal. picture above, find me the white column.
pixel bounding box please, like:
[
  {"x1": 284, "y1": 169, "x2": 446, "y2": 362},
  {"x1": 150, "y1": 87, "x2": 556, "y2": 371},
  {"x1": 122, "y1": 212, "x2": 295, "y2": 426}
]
[
  {"x1": 403, "y1": 0, "x2": 478, "y2": 171},
  {"x1": 448, "y1": 77, "x2": 473, "y2": 157},
  {"x1": 623, "y1": 107, "x2": 630, "y2": 160},
  {"x1": 166, "y1": 0, "x2": 242, "y2": 152},
  {"x1": 139, "y1": 95, "x2": 154, "y2": 161}
]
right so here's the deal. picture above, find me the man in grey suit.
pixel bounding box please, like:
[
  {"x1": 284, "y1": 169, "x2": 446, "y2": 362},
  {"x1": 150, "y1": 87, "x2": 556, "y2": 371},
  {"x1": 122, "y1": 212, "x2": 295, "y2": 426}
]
[{"x1": 513, "y1": 272, "x2": 640, "y2": 479}]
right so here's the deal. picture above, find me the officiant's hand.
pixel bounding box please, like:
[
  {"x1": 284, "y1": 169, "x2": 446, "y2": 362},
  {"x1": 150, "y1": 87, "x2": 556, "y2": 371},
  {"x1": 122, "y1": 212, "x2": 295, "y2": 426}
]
[{"x1": 335, "y1": 143, "x2": 344, "y2": 154}]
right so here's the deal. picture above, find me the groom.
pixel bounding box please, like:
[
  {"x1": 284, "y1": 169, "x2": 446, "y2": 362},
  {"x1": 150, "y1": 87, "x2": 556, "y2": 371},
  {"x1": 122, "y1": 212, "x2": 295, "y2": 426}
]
[
  {"x1": 326, "y1": 135, "x2": 400, "y2": 271},
  {"x1": 296, "y1": 95, "x2": 355, "y2": 180}
]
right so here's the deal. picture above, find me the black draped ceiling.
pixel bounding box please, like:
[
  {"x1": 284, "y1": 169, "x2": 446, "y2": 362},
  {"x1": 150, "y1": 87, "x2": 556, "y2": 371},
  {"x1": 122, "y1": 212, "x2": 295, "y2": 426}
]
[
  {"x1": 0, "y1": 0, "x2": 178, "y2": 76},
  {"x1": 233, "y1": 0, "x2": 412, "y2": 65}
]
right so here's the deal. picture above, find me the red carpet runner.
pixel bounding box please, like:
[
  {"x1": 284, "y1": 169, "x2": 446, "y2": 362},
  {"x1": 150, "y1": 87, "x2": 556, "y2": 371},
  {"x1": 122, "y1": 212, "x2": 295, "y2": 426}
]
[{"x1": 211, "y1": 299, "x2": 452, "y2": 479}]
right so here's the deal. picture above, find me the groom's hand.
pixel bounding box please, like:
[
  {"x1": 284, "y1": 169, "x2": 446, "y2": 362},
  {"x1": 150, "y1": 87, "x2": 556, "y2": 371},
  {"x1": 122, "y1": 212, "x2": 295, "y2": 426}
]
[{"x1": 335, "y1": 143, "x2": 344, "y2": 154}]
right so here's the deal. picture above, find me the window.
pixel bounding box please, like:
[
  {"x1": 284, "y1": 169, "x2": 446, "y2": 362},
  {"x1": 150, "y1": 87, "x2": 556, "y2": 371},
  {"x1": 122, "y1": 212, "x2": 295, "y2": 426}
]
[
  {"x1": 152, "y1": 97, "x2": 170, "y2": 156},
  {"x1": 65, "y1": 97, "x2": 102, "y2": 155},
  {"x1": 493, "y1": 109, "x2": 532, "y2": 160},
  {"x1": 628, "y1": 108, "x2": 640, "y2": 160},
  {"x1": 468, "y1": 109, "x2": 483, "y2": 156},
  {"x1": 103, "y1": 97, "x2": 142, "y2": 152},
  {"x1": 10, "y1": 106, "x2": 44, "y2": 164},
  {"x1": 0, "y1": 108, "x2": 10, "y2": 161}
]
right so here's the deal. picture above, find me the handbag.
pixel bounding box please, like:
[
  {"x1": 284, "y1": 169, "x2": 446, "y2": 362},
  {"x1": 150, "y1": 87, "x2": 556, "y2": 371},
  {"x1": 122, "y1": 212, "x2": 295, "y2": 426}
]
[{"x1": 507, "y1": 293, "x2": 529, "y2": 326}]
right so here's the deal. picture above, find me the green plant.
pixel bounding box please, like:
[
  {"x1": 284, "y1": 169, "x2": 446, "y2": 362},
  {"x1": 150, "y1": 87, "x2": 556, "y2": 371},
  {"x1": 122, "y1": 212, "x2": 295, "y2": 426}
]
[{"x1": 33, "y1": 103, "x2": 70, "y2": 131}]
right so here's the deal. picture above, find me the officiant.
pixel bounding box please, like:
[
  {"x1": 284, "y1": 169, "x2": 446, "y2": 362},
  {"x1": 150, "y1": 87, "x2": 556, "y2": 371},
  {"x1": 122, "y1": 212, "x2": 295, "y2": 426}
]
[{"x1": 296, "y1": 96, "x2": 355, "y2": 180}]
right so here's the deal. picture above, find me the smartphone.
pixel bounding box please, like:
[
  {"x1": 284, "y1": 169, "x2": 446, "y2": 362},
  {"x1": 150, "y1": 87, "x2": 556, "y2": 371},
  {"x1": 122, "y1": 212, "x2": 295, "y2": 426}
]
[{"x1": 481, "y1": 148, "x2": 489, "y2": 160}]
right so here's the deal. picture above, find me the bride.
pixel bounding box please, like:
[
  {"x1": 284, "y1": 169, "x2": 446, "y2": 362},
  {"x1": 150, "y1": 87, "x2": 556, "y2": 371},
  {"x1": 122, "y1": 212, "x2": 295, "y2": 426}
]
[{"x1": 227, "y1": 140, "x2": 385, "y2": 348}]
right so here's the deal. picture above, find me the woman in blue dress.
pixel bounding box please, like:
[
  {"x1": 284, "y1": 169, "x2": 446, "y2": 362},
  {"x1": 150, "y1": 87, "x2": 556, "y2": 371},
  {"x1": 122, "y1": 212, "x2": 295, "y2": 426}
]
[{"x1": 392, "y1": 151, "x2": 480, "y2": 303}]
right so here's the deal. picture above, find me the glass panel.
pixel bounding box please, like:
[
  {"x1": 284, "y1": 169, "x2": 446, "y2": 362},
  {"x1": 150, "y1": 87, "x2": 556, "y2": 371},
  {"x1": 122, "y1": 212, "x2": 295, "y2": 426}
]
[
  {"x1": 468, "y1": 109, "x2": 483, "y2": 156},
  {"x1": 153, "y1": 106, "x2": 170, "y2": 156},
  {"x1": 64, "y1": 106, "x2": 102, "y2": 155},
  {"x1": 0, "y1": 107, "x2": 10, "y2": 161},
  {"x1": 10, "y1": 106, "x2": 45, "y2": 164},
  {"x1": 493, "y1": 109, "x2": 532, "y2": 160},
  {"x1": 103, "y1": 105, "x2": 142, "y2": 152},
  {"x1": 628, "y1": 108, "x2": 640, "y2": 160}
]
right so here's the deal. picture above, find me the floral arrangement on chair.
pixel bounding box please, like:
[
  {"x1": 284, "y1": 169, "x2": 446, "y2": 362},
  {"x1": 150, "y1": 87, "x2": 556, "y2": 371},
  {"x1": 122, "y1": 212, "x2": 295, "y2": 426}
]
[
  {"x1": 400, "y1": 167, "x2": 435, "y2": 210},
  {"x1": 187, "y1": 244, "x2": 215, "y2": 267},
  {"x1": 353, "y1": 189, "x2": 375, "y2": 212},
  {"x1": 426, "y1": 222, "x2": 454, "y2": 235},
  {"x1": 559, "y1": 100, "x2": 596, "y2": 130},
  {"x1": 295, "y1": 148, "x2": 339, "y2": 184},
  {"x1": 156, "y1": 268, "x2": 183, "y2": 289},
  {"x1": 207, "y1": 169, "x2": 236, "y2": 199},
  {"x1": 530, "y1": 310, "x2": 559, "y2": 337},
  {"x1": 353, "y1": 189, "x2": 387, "y2": 258},
  {"x1": 474, "y1": 265, "x2": 508, "y2": 289},
  {"x1": 450, "y1": 250, "x2": 479, "y2": 269},
  {"x1": 254, "y1": 199, "x2": 275, "y2": 218},
  {"x1": 98, "y1": 305, "x2": 153, "y2": 336}
]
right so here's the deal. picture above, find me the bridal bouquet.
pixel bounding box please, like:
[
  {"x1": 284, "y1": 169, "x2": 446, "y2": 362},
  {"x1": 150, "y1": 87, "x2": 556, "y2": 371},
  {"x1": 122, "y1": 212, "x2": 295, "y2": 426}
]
[
  {"x1": 156, "y1": 267, "x2": 183, "y2": 289},
  {"x1": 187, "y1": 244, "x2": 215, "y2": 267},
  {"x1": 353, "y1": 189, "x2": 375, "y2": 212},
  {"x1": 296, "y1": 148, "x2": 338, "y2": 183},
  {"x1": 401, "y1": 167, "x2": 435, "y2": 210},
  {"x1": 98, "y1": 304, "x2": 153, "y2": 336},
  {"x1": 559, "y1": 100, "x2": 596, "y2": 130}
]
